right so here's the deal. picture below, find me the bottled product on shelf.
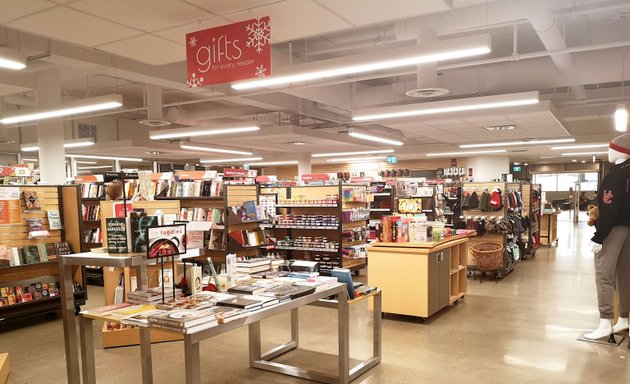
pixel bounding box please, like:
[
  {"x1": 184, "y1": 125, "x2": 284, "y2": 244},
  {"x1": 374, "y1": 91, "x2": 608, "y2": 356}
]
[
  {"x1": 342, "y1": 208, "x2": 370, "y2": 222},
  {"x1": 273, "y1": 215, "x2": 339, "y2": 228},
  {"x1": 276, "y1": 236, "x2": 339, "y2": 250},
  {"x1": 277, "y1": 194, "x2": 339, "y2": 207}
]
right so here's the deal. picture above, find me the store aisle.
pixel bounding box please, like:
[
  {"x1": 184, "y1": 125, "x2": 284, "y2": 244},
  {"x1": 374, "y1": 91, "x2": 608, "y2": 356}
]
[{"x1": 2, "y1": 220, "x2": 629, "y2": 384}]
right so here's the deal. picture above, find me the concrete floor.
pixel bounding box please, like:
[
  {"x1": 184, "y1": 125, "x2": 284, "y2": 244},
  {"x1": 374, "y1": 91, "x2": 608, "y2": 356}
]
[{"x1": 2, "y1": 218, "x2": 630, "y2": 383}]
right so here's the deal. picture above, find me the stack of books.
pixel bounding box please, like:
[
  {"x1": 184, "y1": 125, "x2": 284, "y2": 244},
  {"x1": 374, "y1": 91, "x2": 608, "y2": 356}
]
[
  {"x1": 148, "y1": 309, "x2": 219, "y2": 334},
  {"x1": 235, "y1": 257, "x2": 272, "y2": 274},
  {"x1": 127, "y1": 288, "x2": 182, "y2": 305}
]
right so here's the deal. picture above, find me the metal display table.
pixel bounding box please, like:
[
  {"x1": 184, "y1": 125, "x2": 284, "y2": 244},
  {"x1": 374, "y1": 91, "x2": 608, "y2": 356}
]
[
  {"x1": 59, "y1": 252, "x2": 152, "y2": 384},
  {"x1": 60, "y1": 252, "x2": 382, "y2": 384}
]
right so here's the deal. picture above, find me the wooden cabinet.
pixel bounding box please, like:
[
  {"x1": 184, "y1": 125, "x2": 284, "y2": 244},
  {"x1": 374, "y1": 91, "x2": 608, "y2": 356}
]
[
  {"x1": 367, "y1": 236, "x2": 469, "y2": 319},
  {"x1": 541, "y1": 212, "x2": 558, "y2": 246}
]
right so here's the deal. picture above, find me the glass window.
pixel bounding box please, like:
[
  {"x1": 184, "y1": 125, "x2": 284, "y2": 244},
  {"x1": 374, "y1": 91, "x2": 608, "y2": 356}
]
[
  {"x1": 533, "y1": 173, "x2": 557, "y2": 192},
  {"x1": 580, "y1": 172, "x2": 599, "y2": 191},
  {"x1": 557, "y1": 173, "x2": 579, "y2": 190}
]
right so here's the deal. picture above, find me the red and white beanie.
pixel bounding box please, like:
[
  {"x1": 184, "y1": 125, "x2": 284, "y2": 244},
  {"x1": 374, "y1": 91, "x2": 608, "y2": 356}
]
[{"x1": 609, "y1": 133, "x2": 630, "y2": 156}]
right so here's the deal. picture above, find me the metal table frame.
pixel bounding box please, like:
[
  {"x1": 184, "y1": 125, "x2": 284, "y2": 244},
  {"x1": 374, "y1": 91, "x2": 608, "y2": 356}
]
[
  {"x1": 59, "y1": 252, "x2": 152, "y2": 384},
  {"x1": 61, "y1": 253, "x2": 382, "y2": 384}
]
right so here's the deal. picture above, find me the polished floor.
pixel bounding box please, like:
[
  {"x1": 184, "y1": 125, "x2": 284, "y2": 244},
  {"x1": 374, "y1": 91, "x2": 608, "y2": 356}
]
[{"x1": 3, "y1": 217, "x2": 630, "y2": 383}]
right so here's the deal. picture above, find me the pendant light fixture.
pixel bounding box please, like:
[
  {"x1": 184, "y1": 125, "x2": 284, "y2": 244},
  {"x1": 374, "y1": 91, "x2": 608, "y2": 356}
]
[
  {"x1": 21, "y1": 138, "x2": 95, "y2": 152},
  {"x1": 615, "y1": 58, "x2": 627, "y2": 132},
  {"x1": 0, "y1": 95, "x2": 123, "y2": 124},
  {"x1": 0, "y1": 47, "x2": 27, "y2": 70},
  {"x1": 231, "y1": 34, "x2": 491, "y2": 90}
]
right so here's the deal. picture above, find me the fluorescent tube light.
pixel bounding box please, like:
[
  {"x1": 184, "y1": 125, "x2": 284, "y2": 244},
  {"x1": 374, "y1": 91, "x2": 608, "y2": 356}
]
[
  {"x1": 149, "y1": 123, "x2": 260, "y2": 140},
  {"x1": 560, "y1": 151, "x2": 608, "y2": 156},
  {"x1": 22, "y1": 158, "x2": 38, "y2": 162},
  {"x1": 0, "y1": 94, "x2": 123, "y2": 124},
  {"x1": 312, "y1": 149, "x2": 395, "y2": 158},
  {"x1": 232, "y1": 34, "x2": 491, "y2": 90},
  {"x1": 426, "y1": 149, "x2": 507, "y2": 157},
  {"x1": 348, "y1": 132, "x2": 404, "y2": 146},
  {"x1": 78, "y1": 165, "x2": 114, "y2": 170},
  {"x1": 353, "y1": 91, "x2": 539, "y2": 122},
  {"x1": 66, "y1": 154, "x2": 143, "y2": 162},
  {"x1": 0, "y1": 47, "x2": 27, "y2": 70},
  {"x1": 248, "y1": 160, "x2": 298, "y2": 166},
  {"x1": 615, "y1": 104, "x2": 628, "y2": 132},
  {"x1": 21, "y1": 138, "x2": 96, "y2": 152},
  {"x1": 460, "y1": 138, "x2": 575, "y2": 149},
  {"x1": 550, "y1": 143, "x2": 608, "y2": 150},
  {"x1": 326, "y1": 156, "x2": 387, "y2": 163},
  {"x1": 75, "y1": 161, "x2": 98, "y2": 165},
  {"x1": 180, "y1": 143, "x2": 253, "y2": 156},
  {"x1": 199, "y1": 157, "x2": 263, "y2": 164}
]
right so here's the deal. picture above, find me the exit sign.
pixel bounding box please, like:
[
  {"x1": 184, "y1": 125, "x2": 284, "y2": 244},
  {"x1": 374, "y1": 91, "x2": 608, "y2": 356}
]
[
  {"x1": 512, "y1": 165, "x2": 522, "y2": 172},
  {"x1": 386, "y1": 155, "x2": 397, "y2": 164}
]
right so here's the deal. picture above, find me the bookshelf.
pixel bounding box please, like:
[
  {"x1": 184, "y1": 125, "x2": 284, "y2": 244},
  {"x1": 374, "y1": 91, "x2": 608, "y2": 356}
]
[
  {"x1": 266, "y1": 183, "x2": 371, "y2": 274},
  {"x1": 0, "y1": 185, "x2": 86, "y2": 328}
]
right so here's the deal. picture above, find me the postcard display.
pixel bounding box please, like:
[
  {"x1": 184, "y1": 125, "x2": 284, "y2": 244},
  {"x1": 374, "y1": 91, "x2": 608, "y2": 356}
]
[{"x1": 0, "y1": 185, "x2": 86, "y2": 327}]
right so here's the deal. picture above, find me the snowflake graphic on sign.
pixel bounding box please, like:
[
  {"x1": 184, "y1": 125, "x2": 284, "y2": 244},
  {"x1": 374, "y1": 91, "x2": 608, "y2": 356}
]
[
  {"x1": 187, "y1": 72, "x2": 204, "y2": 88},
  {"x1": 246, "y1": 18, "x2": 270, "y2": 53},
  {"x1": 188, "y1": 36, "x2": 197, "y2": 47},
  {"x1": 255, "y1": 65, "x2": 267, "y2": 78}
]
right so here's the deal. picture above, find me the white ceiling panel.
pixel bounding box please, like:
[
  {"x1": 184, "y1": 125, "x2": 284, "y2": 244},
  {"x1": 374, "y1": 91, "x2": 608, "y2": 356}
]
[
  {"x1": 315, "y1": 0, "x2": 450, "y2": 26},
  {"x1": 154, "y1": 16, "x2": 232, "y2": 45},
  {"x1": 0, "y1": 0, "x2": 54, "y2": 23},
  {"x1": 224, "y1": 0, "x2": 352, "y2": 42},
  {"x1": 7, "y1": 7, "x2": 141, "y2": 47},
  {"x1": 69, "y1": 0, "x2": 210, "y2": 32},
  {"x1": 186, "y1": 0, "x2": 280, "y2": 16},
  {"x1": 97, "y1": 35, "x2": 186, "y2": 65}
]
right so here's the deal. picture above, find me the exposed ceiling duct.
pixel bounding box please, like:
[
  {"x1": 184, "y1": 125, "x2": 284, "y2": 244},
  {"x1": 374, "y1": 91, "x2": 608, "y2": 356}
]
[{"x1": 139, "y1": 84, "x2": 170, "y2": 127}]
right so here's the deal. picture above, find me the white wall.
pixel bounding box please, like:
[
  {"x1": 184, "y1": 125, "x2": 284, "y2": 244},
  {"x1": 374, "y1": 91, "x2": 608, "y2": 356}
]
[{"x1": 467, "y1": 155, "x2": 509, "y2": 182}]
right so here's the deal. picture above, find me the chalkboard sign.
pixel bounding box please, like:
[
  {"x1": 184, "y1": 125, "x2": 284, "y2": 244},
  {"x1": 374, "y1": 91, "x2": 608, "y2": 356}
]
[{"x1": 106, "y1": 218, "x2": 128, "y2": 253}]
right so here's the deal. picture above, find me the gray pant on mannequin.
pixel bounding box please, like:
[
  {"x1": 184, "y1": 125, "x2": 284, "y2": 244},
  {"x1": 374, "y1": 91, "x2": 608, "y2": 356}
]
[{"x1": 595, "y1": 226, "x2": 630, "y2": 319}]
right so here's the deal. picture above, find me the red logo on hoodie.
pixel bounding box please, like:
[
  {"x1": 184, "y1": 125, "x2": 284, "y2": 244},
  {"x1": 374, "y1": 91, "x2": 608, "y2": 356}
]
[{"x1": 603, "y1": 190, "x2": 613, "y2": 205}]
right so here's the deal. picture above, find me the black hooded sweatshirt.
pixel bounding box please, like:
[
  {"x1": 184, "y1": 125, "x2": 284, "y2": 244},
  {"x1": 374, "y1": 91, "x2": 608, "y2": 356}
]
[{"x1": 592, "y1": 158, "x2": 630, "y2": 244}]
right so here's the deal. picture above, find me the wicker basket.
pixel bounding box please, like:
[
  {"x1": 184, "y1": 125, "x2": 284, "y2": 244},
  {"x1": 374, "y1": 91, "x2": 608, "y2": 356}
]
[{"x1": 470, "y1": 243, "x2": 504, "y2": 271}]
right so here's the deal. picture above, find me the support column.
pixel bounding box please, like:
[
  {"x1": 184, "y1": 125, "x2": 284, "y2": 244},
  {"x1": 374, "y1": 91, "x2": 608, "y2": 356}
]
[
  {"x1": 297, "y1": 152, "x2": 311, "y2": 178},
  {"x1": 70, "y1": 157, "x2": 78, "y2": 179},
  {"x1": 467, "y1": 156, "x2": 510, "y2": 182},
  {"x1": 37, "y1": 68, "x2": 66, "y2": 184}
]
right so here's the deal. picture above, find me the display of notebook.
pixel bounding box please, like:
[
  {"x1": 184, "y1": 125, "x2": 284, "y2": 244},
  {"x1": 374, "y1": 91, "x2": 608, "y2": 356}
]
[{"x1": 22, "y1": 191, "x2": 40, "y2": 211}]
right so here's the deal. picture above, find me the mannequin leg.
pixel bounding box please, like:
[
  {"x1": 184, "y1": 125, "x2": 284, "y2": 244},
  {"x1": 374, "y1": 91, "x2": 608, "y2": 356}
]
[
  {"x1": 613, "y1": 233, "x2": 630, "y2": 333},
  {"x1": 586, "y1": 226, "x2": 630, "y2": 339}
]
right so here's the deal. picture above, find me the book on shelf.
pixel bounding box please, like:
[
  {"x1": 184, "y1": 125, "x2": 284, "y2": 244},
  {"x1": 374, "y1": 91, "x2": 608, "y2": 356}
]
[
  {"x1": 227, "y1": 284, "x2": 269, "y2": 296},
  {"x1": 81, "y1": 183, "x2": 105, "y2": 199},
  {"x1": 122, "y1": 309, "x2": 167, "y2": 327},
  {"x1": 217, "y1": 296, "x2": 264, "y2": 311},
  {"x1": 82, "y1": 204, "x2": 101, "y2": 221},
  {"x1": 46, "y1": 210, "x2": 62, "y2": 230},
  {"x1": 259, "y1": 284, "x2": 316, "y2": 301},
  {"x1": 84, "y1": 228, "x2": 102, "y2": 244},
  {"x1": 0, "y1": 246, "x2": 9, "y2": 267},
  {"x1": 113, "y1": 202, "x2": 133, "y2": 218},
  {"x1": 156, "y1": 179, "x2": 223, "y2": 198},
  {"x1": 207, "y1": 229, "x2": 225, "y2": 250},
  {"x1": 129, "y1": 213, "x2": 158, "y2": 253},
  {"x1": 228, "y1": 229, "x2": 263, "y2": 247},
  {"x1": 22, "y1": 246, "x2": 40, "y2": 264},
  {"x1": 21, "y1": 190, "x2": 41, "y2": 211}
]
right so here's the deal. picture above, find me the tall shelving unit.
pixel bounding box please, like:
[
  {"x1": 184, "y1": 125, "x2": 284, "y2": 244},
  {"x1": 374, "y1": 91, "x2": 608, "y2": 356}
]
[
  {"x1": 1, "y1": 185, "x2": 86, "y2": 328},
  {"x1": 267, "y1": 183, "x2": 370, "y2": 273},
  {"x1": 522, "y1": 183, "x2": 542, "y2": 255}
]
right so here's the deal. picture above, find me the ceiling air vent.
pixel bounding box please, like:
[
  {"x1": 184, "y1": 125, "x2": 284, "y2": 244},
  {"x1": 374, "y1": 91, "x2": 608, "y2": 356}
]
[
  {"x1": 405, "y1": 88, "x2": 449, "y2": 98},
  {"x1": 483, "y1": 125, "x2": 516, "y2": 132},
  {"x1": 139, "y1": 119, "x2": 171, "y2": 128}
]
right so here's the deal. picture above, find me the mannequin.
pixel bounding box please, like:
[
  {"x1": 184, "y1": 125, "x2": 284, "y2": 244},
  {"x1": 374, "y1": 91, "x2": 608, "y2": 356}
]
[{"x1": 586, "y1": 133, "x2": 630, "y2": 340}]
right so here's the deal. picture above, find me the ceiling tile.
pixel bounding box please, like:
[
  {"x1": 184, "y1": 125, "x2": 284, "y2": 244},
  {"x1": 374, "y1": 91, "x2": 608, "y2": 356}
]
[
  {"x1": 154, "y1": 16, "x2": 232, "y2": 44},
  {"x1": 315, "y1": 0, "x2": 450, "y2": 26},
  {"x1": 186, "y1": 0, "x2": 279, "y2": 16},
  {"x1": 224, "y1": 0, "x2": 351, "y2": 42},
  {"x1": 69, "y1": 0, "x2": 210, "y2": 32},
  {"x1": 97, "y1": 35, "x2": 186, "y2": 65},
  {"x1": 0, "y1": 0, "x2": 54, "y2": 23},
  {"x1": 8, "y1": 7, "x2": 140, "y2": 47}
]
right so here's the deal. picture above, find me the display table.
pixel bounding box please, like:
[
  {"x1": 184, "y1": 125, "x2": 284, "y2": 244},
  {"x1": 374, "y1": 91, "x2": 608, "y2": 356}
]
[
  {"x1": 541, "y1": 212, "x2": 559, "y2": 246},
  {"x1": 0, "y1": 353, "x2": 9, "y2": 384},
  {"x1": 367, "y1": 235, "x2": 470, "y2": 319},
  {"x1": 59, "y1": 252, "x2": 152, "y2": 384}
]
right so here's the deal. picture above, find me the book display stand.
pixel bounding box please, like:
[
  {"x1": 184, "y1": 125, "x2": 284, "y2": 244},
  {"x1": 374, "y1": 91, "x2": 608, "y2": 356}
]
[{"x1": 0, "y1": 185, "x2": 86, "y2": 329}]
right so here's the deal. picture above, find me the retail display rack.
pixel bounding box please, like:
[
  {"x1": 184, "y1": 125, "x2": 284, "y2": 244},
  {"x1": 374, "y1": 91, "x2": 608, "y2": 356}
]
[
  {"x1": 261, "y1": 183, "x2": 372, "y2": 273},
  {"x1": 0, "y1": 185, "x2": 86, "y2": 329},
  {"x1": 462, "y1": 181, "x2": 527, "y2": 278},
  {"x1": 521, "y1": 183, "x2": 542, "y2": 256}
]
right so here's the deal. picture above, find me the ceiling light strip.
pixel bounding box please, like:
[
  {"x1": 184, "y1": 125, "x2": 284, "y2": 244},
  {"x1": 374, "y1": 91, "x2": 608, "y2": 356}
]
[
  {"x1": 312, "y1": 149, "x2": 394, "y2": 158},
  {"x1": 550, "y1": 143, "x2": 608, "y2": 150},
  {"x1": 0, "y1": 47, "x2": 27, "y2": 70},
  {"x1": 326, "y1": 156, "x2": 387, "y2": 163},
  {"x1": 232, "y1": 34, "x2": 491, "y2": 90},
  {"x1": 199, "y1": 157, "x2": 263, "y2": 164},
  {"x1": 180, "y1": 144, "x2": 253, "y2": 156},
  {"x1": 248, "y1": 160, "x2": 298, "y2": 166},
  {"x1": 149, "y1": 123, "x2": 260, "y2": 140},
  {"x1": 66, "y1": 154, "x2": 143, "y2": 162},
  {"x1": 348, "y1": 132, "x2": 404, "y2": 146},
  {"x1": 21, "y1": 138, "x2": 96, "y2": 152},
  {"x1": 560, "y1": 151, "x2": 608, "y2": 156},
  {"x1": 0, "y1": 95, "x2": 123, "y2": 125},
  {"x1": 353, "y1": 91, "x2": 539, "y2": 122},
  {"x1": 426, "y1": 149, "x2": 507, "y2": 157},
  {"x1": 460, "y1": 138, "x2": 575, "y2": 149}
]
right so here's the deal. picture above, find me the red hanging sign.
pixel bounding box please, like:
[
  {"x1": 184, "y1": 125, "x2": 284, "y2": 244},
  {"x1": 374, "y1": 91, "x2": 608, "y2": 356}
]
[{"x1": 186, "y1": 17, "x2": 271, "y2": 87}]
